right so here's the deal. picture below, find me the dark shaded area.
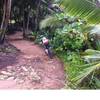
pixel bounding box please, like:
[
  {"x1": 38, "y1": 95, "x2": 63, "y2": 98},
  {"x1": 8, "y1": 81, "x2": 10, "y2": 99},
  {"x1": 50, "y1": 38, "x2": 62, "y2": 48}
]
[
  {"x1": 7, "y1": 22, "x2": 23, "y2": 35},
  {"x1": 0, "y1": 42, "x2": 20, "y2": 69},
  {"x1": 0, "y1": 53, "x2": 18, "y2": 69}
]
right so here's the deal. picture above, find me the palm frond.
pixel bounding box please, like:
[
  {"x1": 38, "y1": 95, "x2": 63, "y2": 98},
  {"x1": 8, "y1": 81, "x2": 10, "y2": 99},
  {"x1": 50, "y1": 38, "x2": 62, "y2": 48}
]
[
  {"x1": 72, "y1": 49, "x2": 100, "y2": 85},
  {"x1": 83, "y1": 49, "x2": 100, "y2": 55},
  {"x1": 40, "y1": 13, "x2": 70, "y2": 29},
  {"x1": 40, "y1": 16, "x2": 60, "y2": 29},
  {"x1": 82, "y1": 49, "x2": 100, "y2": 63},
  {"x1": 61, "y1": 0, "x2": 100, "y2": 24},
  {"x1": 94, "y1": 77, "x2": 100, "y2": 88},
  {"x1": 72, "y1": 63, "x2": 100, "y2": 84}
]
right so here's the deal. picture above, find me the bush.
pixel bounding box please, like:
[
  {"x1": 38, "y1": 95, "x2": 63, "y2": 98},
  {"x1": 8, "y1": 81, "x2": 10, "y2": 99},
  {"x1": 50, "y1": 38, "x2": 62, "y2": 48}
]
[
  {"x1": 51, "y1": 27, "x2": 85, "y2": 52},
  {"x1": 40, "y1": 13, "x2": 86, "y2": 52}
]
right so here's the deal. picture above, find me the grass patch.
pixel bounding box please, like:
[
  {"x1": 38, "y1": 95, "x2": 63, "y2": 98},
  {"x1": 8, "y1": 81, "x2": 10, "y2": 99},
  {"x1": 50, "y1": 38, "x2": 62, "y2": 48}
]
[{"x1": 56, "y1": 51, "x2": 85, "y2": 89}]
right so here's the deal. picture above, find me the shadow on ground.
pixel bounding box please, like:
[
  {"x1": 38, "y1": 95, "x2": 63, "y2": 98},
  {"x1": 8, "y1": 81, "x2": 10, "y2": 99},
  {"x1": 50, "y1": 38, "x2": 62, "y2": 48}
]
[{"x1": 0, "y1": 42, "x2": 20, "y2": 69}]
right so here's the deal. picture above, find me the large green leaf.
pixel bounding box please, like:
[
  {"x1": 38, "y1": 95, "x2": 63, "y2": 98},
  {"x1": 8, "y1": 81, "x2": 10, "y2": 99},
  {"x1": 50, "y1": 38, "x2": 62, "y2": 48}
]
[
  {"x1": 82, "y1": 49, "x2": 100, "y2": 62},
  {"x1": 94, "y1": 77, "x2": 100, "y2": 88},
  {"x1": 72, "y1": 63, "x2": 100, "y2": 84},
  {"x1": 72, "y1": 49, "x2": 100, "y2": 85},
  {"x1": 40, "y1": 16, "x2": 60, "y2": 29},
  {"x1": 61, "y1": 0, "x2": 100, "y2": 24}
]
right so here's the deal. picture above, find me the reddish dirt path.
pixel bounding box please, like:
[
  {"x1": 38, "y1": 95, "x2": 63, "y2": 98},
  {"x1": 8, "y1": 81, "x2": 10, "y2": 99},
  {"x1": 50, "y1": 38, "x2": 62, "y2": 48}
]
[{"x1": 0, "y1": 32, "x2": 65, "y2": 89}]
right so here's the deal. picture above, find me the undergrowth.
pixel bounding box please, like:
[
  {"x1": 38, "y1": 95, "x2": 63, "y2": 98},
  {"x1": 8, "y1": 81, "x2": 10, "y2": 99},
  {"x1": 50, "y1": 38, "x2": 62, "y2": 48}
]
[{"x1": 56, "y1": 51, "x2": 85, "y2": 89}]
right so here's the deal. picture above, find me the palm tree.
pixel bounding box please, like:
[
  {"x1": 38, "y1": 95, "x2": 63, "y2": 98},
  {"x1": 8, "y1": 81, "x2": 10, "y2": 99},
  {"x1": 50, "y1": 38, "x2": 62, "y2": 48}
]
[
  {"x1": 60, "y1": 0, "x2": 100, "y2": 89},
  {"x1": 61, "y1": 0, "x2": 100, "y2": 24}
]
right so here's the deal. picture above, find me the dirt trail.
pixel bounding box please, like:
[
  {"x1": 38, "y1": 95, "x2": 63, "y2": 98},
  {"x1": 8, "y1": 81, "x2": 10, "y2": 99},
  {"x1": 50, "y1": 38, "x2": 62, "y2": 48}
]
[{"x1": 0, "y1": 32, "x2": 65, "y2": 89}]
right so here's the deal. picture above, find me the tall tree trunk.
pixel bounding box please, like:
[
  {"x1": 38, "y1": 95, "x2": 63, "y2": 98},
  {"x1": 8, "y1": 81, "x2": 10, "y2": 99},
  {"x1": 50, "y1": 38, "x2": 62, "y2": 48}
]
[
  {"x1": 22, "y1": 6, "x2": 29, "y2": 38},
  {"x1": 34, "y1": 0, "x2": 41, "y2": 32},
  {"x1": 0, "y1": 0, "x2": 7, "y2": 44},
  {"x1": 0, "y1": 0, "x2": 12, "y2": 44},
  {"x1": 22, "y1": 9, "x2": 26, "y2": 38},
  {"x1": 26, "y1": 6, "x2": 30, "y2": 34},
  {"x1": 26, "y1": 12, "x2": 30, "y2": 34},
  {"x1": 23, "y1": 5, "x2": 31, "y2": 38}
]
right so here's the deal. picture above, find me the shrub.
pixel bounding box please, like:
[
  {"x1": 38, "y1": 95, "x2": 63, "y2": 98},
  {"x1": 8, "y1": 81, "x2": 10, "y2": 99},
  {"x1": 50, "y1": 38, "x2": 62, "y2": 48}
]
[{"x1": 52, "y1": 26, "x2": 85, "y2": 52}]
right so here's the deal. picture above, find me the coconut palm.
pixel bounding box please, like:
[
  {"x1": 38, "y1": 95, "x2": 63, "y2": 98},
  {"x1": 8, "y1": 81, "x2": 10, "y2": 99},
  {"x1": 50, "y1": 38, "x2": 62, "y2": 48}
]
[
  {"x1": 41, "y1": 0, "x2": 100, "y2": 25},
  {"x1": 61, "y1": 0, "x2": 100, "y2": 24},
  {"x1": 71, "y1": 49, "x2": 100, "y2": 89}
]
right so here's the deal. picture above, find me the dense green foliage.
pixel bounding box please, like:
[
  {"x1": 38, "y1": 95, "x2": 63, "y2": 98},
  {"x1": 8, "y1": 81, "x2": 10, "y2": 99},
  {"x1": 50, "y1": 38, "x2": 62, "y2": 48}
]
[
  {"x1": 38, "y1": 1, "x2": 100, "y2": 89},
  {"x1": 40, "y1": 13, "x2": 86, "y2": 51},
  {"x1": 51, "y1": 24, "x2": 85, "y2": 51}
]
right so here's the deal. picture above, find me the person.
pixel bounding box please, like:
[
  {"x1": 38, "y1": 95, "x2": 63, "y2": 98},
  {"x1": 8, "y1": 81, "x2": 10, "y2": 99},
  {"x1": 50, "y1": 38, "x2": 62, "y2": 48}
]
[
  {"x1": 42, "y1": 37, "x2": 53, "y2": 58},
  {"x1": 42, "y1": 37, "x2": 49, "y2": 49}
]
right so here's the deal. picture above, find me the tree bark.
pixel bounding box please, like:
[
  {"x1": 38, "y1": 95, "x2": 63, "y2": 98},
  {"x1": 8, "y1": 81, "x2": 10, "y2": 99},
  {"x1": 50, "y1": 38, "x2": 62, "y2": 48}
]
[
  {"x1": 0, "y1": 0, "x2": 12, "y2": 44},
  {"x1": 34, "y1": 0, "x2": 41, "y2": 32},
  {"x1": 22, "y1": 9, "x2": 26, "y2": 38},
  {"x1": 26, "y1": 6, "x2": 30, "y2": 34}
]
